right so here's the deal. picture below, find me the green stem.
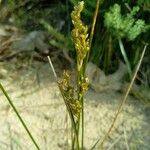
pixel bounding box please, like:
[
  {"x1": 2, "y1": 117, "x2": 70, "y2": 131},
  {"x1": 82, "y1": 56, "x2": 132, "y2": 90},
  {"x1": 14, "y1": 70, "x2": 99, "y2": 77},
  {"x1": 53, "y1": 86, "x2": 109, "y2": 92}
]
[
  {"x1": 81, "y1": 95, "x2": 84, "y2": 150},
  {"x1": 59, "y1": 88, "x2": 80, "y2": 150},
  {"x1": 77, "y1": 68, "x2": 84, "y2": 150},
  {"x1": 0, "y1": 83, "x2": 40, "y2": 150},
  {"x1": 71, "y1": 124, "x2": 75, "y2": 150},
  {"x1": 118, "y1": 39, "x2": 132, "y2": 79}
]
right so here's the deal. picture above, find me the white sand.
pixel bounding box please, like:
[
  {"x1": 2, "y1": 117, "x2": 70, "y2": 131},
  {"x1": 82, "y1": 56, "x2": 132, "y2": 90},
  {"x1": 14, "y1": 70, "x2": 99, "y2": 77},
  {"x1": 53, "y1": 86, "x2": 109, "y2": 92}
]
[{"x1": 0, "y1": 61, "x2": 149, "y2": 150}]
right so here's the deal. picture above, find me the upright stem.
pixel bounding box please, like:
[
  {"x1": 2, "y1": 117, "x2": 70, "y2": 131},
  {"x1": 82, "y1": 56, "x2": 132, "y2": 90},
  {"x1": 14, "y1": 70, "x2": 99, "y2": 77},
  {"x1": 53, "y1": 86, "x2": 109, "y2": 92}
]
[
  {"x1": 85, "y1": 0, "x2": 100, "y2": 67},
  {"x1": 89, "y1": 0, "x2": 100, "y2": 48},
  {"x1": 71, "y1": 125, "x2": 75, "y2": 150},
  {"x1": 80, "y1": 1, "x2": 100, "y2": 147},
  {"x1": 81, "y1": 95, "x2": 84, "y2": 150},
  {"x1": 77, "y1": 67, "x2": 84, "y2": 150}
]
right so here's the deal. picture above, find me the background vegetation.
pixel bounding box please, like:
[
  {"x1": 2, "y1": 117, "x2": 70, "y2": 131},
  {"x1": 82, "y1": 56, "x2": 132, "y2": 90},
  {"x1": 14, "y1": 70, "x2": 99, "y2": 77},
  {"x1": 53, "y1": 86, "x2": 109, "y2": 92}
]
[
  {"x1": 2, "y1": 0, "x2": 149, "y2": 81},
  {"x1": 0, "y1": 0, "x2": 149, "y2": 98}
]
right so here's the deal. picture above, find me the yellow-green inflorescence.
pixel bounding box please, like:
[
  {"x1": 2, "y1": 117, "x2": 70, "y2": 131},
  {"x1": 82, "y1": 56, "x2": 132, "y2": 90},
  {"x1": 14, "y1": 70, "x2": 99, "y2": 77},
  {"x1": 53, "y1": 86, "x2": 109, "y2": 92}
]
[
  {"x1": 58, "y1": 70, "x2": 82, "y2": 118},
  {"x1": 58, "y1": 1, "x2": 89, "y2": 119},
  {"x1": 71, "y1": 1, "x2": 90, "y2": 71}
]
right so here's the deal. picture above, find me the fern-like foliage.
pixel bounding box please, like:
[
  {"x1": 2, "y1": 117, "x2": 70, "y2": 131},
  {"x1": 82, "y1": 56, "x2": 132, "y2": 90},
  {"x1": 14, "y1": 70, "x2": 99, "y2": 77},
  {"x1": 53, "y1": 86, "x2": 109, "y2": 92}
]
[{"x1": 104, "y1": 4, "x2": 149, "y2": 40}]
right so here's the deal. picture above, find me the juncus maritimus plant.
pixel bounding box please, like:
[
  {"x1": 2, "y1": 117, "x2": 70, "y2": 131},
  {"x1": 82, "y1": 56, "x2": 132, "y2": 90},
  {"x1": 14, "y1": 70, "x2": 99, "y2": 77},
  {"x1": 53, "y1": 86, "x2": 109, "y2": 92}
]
[{"x1": 48, "y1": 1, "x2": 90, "y2": 149}]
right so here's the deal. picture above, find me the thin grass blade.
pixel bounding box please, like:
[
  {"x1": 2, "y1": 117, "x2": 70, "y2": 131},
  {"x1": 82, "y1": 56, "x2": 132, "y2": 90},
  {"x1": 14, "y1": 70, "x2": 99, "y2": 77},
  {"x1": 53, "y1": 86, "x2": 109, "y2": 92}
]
[{"x1": 0, "y1": 83, "x2": 40, "y2": 150}]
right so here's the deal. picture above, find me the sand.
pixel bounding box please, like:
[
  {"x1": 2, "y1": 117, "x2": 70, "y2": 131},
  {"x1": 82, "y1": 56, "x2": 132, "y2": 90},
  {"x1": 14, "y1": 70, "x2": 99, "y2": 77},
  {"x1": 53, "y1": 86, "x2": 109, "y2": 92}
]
[{"x1": 0, "y1": 60, "x2": 149, "y2": 150}]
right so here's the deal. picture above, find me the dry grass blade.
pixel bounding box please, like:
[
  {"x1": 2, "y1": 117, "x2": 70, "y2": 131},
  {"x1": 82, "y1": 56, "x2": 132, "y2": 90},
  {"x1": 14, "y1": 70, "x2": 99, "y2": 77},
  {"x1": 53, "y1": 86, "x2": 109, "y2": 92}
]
[
  {"x1": 107, "y1": 135, "x2": 122, "y2": 150},
  {"x1": 91, "y1": 44, "x2": 148, "y2": 150},
  {"x1": 89, "y1": 0, "x2": 100, "y2": 49},
  {"x1": 123, "y1": 127, "x2": 130, "y2": 150},
  {"x1": 47, "y1": 56, "x2": 58, "y2": 80},
  {"x1": 84, "y1": 0, "x2": 100, "y2": 67}
]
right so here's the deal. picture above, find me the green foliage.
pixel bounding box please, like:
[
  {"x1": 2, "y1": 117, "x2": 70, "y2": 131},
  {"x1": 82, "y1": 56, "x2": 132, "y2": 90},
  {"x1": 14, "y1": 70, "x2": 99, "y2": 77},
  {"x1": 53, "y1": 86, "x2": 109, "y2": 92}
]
[
  {"x1": 137, "y1": 0, "x2": 150, "y2": 10},
  {"x1": 1, "y1": 0, "x2": 149, "y2": 84},
  {"x1": 1, "y1": 0, "x2": 66, "y2": 30},
  {"x1": 104, "y1": 4, "x2": 149, "y2": 40},
  {"x1": 7, "y1": 0, "x2": 15, "y2": 9}
]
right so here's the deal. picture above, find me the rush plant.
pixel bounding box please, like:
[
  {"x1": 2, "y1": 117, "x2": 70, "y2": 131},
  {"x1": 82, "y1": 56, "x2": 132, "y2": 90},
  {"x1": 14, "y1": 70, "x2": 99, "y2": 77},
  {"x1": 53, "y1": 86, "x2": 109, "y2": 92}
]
[
  {"x1": 48, "y1": 0, "x2": 100, "y2": 149},
  {"x1": 58, "y1": 1, "x2": 90, "y2": 149}
]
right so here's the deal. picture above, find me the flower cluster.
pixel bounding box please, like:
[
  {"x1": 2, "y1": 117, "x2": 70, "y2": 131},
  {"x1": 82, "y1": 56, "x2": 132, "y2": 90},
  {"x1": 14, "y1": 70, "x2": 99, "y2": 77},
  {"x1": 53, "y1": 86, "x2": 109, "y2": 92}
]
[
  {"x1": 80, "y1": 77, "x2": 89, "y2": 94},
  {"x1": 58, "y1": 71, "x2": 81, "y2": 118},
  {"x1": 71, "y1": 1, "x2": 90, "y2": 71}
]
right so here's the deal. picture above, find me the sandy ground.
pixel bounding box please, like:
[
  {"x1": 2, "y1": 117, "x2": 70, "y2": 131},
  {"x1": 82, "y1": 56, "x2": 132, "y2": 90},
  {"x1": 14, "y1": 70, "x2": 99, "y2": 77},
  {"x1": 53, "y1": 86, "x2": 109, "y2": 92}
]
[{"x1": 0, "y1": 60, "x2": 149, "y2": 150}]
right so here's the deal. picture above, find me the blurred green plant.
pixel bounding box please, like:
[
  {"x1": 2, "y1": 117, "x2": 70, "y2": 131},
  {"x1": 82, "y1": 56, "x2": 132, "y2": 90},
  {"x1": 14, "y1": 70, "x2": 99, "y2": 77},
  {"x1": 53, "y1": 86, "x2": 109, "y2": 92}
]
[
  {"x1": 137, "y1": 0, "x2": 150, "y2": 10},
  {"x1": 0, "y1": 0, "x2": 66, "y2": 30},
  {"x1": 104, "y1": 3, "x2": 149, "y2": 79},
  {"x1": 104, "y1": 4, "x2": 148, "y2": 40},
  {"x1": 40, "y1": 19, "x2": 70, "y2": 50}
]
